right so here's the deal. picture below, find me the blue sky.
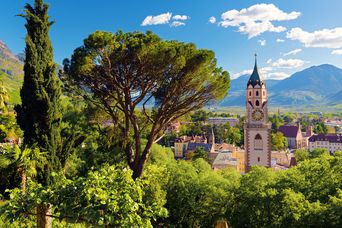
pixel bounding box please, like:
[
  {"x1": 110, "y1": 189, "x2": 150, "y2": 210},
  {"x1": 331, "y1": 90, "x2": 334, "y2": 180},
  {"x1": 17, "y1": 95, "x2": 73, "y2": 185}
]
[{"x1": 1, "y1": 0, "x2": 342, "y2": 80}]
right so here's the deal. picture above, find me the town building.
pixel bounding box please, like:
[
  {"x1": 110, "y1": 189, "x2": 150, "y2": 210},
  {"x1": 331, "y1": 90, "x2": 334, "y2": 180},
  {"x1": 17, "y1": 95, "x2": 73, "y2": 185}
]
[
  {"x1": 308, "y1": 134, "x2": 342, "y2": 154},
  {"x1": 208, "y1": 117, "x2": 239, "y2": 127},
  {"x1": 210, "y1": 144, "x2": 246, "y2": 173},
  {"x1": 212, "y1": 151, "x2": 238, "y2": 170},
  {"x1": 271, "y1": 151, "x2": 296, "y2": 170},
  {"x1": 278, "y1": 125, "x2": 309, "y2": 149},
  {"x1": 174, "y1": 135, "x2": 208, "y2": 158},
  {"x1": 244, "y1": 55, "x2": 272, "y2": 171}
]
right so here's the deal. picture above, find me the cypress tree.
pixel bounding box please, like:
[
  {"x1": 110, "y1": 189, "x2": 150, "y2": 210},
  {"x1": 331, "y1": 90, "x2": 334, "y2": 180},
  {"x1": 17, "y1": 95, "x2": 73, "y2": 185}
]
[
  {"x1": 15, "y1": 0, "x2": 62, "y2": 185},
  {"x1": 15, "y1": 1, "x2": 63, "y2": 226}
]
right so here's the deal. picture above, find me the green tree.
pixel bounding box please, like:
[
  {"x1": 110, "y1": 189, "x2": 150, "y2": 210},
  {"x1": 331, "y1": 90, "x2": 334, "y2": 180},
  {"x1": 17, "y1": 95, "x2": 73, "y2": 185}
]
[
  {"x1": 14, "y1": 0, "x2": 64, "y2": 226},
  {"x1": 1, "y1": 164, "x2": 168, "y2": 227},
  {"x1": 0, "y1": 146, "x2": 46, "y2": 192},
  {"x1": 192, "y1": 147, "x2": 209, "y2": 162},
  {"x1": 191, "y1": 110, "x2": 208, "y2": 122},
  {"x1": 270, "y1": 114, "x2": 283, "y2": 133},
  {"x1": 295, "y1": 149, "x2": 309, "y2": 162},
  {"x1": 63, "y1": 31, "x2": 229, "y2": 179},
  {"x1": 272, "y1": 132, "x2": 288, "y2": 151},
  {"x1": 314, "y1": 122, "x2": 328, "y2": 134},
  {"x1": 310, "y1": 148, "x2": 329, "y2": 158},
  {"x1": 0, "y1": 85, "x2": 9, "y2": 113}
]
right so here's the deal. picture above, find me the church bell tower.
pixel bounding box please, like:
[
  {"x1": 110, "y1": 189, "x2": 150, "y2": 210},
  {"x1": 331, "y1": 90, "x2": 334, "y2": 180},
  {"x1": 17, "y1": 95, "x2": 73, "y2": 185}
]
[{"x1": 244, "y1": 54, "x2": 272, "y2": 171}]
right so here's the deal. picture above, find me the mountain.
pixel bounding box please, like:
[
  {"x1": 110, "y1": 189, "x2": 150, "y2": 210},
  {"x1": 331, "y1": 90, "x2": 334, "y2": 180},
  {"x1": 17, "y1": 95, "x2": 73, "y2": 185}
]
[
  {"x1": 269, "y1": 64, "x2": 342, "y2": 105},
  {"x1": 221, "y1": 64, "x2": 342, "y2": 107},
  {"x1": 328, "y1": 90, "x2": 342, "y2": 105},
  {"x1": 0, "y1": 40, "x2": 23, "y2": 104},
  {"x1": 219, "y1": 74, "x2": 280, "y2": 106}
]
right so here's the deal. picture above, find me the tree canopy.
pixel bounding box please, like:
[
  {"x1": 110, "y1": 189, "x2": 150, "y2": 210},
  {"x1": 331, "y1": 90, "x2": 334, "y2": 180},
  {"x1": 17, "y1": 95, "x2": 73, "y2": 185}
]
[{"x1": 63, "y1": 30, "x2": 230, "y2": 178}]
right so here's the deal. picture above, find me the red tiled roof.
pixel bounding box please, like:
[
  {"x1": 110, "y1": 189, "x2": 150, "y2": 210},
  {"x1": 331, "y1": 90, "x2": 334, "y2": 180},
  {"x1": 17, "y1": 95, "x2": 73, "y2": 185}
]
[{"x1": 278, "y1": 125, "x2": 300, "y2": 138}]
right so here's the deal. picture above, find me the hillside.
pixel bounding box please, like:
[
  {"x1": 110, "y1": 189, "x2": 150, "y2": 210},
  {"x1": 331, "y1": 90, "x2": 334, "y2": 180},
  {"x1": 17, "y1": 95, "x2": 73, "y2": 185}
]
[
  {"x1": 221, "y1": 64, "x2": 342, "y2": 107},
  {"x1": 219, "y1": 75, "x2": 280, "y2": 106},
  {"x1": 0, "y1": 40, "x2": 23, "y2": 104}
]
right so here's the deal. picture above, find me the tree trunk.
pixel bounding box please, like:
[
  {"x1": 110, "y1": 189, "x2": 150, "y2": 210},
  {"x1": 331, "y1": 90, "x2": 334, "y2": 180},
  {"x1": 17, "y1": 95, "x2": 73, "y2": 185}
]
[
  {"x1": 132, "y1": 161, "x2": 144, "y2": 180},
  {"x1": 37, "y1": 204, "x2": 52, "y2": 228},
  {"x1": 20, "y1": 170, "x2": 27, "y2": 193}
]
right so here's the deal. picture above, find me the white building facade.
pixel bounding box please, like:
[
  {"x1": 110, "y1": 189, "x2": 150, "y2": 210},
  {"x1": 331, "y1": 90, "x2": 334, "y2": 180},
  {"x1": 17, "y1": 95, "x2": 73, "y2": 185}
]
[{"x1": 308, "y1": 134, "x2": 342, "y2": 154}]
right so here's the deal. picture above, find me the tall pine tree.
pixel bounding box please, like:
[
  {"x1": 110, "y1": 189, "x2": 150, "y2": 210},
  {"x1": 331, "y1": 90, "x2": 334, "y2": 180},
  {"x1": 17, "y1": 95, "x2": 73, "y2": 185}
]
[{"x1": 15, "y1": 0, "x2": 63, "y2": 183}]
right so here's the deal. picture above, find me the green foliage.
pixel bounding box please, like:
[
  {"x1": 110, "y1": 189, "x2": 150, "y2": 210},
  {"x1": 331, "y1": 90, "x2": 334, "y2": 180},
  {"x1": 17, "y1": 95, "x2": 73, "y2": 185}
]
[
  {"x1": 0, "y1": 85, "x2": 9, "y2": 112},
  {"x1": 269, "y1": 114, "x2": 283, "y2": 133},
  {"x1": 314, "y1": 122, "x2": 328, "y2": 134},
  {"x1": 1, "y1": 164, "x2": 167, "y2": 227},
  {"x1": 15, "y1": 0, "x2": 64, "y2": 185},
  {"x1": 310, "y1": 148, "x2": 330, "y2": 158},
  {"x1": 192, "y1": 147, "x2": 209, "y2": 162},
  {"x1": 64, "y1": 30, "x2": 230, "y2": 178},
  {"x1": 0, "y1": 112, "x2": 22, "y2": 141},
  {"x1": 272, "y1": 132, "x2": 288, "y2": 151},
  {"x1": 295, "y1": 149, "x2": 309, "y2": 162},
  {"x1": 191, "y1": 110, "x2": 208, "y2": 122},
  {"x1": 220, "y1": 123, "x2": 242, "y2": 146}
]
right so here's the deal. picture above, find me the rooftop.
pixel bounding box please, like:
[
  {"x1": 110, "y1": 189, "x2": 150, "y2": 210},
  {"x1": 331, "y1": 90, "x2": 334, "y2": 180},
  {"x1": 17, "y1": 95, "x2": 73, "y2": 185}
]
[
  {"x1": 247, "y1": 54, "x2": 265, "y2": 88},
  {"x1": 309, "y1": 134, "x2": 342, "y2": 143},
  {"x1": 278, "y1": 125, "x2": 301, "y2": 138}
]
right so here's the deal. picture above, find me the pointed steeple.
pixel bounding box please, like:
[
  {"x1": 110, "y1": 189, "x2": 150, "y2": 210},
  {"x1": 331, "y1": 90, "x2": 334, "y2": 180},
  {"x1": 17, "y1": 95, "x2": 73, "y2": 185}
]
[{"x1": 247, "y1": 54, "x2": 264, "y2": 87}]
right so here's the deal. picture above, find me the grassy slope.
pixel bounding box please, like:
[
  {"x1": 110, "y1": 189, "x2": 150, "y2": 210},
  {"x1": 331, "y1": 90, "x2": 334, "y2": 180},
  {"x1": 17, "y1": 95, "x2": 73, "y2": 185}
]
[{"x1": 0, "y1": 71, "x2": 22, "y2": 104}]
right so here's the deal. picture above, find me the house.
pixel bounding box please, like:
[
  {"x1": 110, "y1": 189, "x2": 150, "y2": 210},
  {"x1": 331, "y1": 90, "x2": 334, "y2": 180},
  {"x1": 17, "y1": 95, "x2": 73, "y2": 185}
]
[
  {"x1": 271, "y1": 151, "x2": 297, "y2": 170},
  {"x1": 174, "y1": 136, "x2": 208, "y2": 158},
  {"x1": 278, "y1": 125, "x2": 307, "y2": 149},
  {"x1": 308, "y1": 134, "x2": 342, "y2": 154},
  {"x1": 212, "y1": 151, "x2": 237, "y2": 170},
  {"x1": 210, "y1": 143, "x2": 246, "y2": 173}
]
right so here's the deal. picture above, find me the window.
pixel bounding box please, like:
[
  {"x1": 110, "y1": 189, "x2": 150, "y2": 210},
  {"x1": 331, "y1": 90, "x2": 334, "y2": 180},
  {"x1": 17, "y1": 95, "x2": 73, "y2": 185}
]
[
  {"x1": 258, "y1": 157, "x2": 260, "y2": 162},
  {"x1": 254, "y1": 134, "x2": 263, "y2": 150},
  {"x1": 255, "y1": 100, "x2": 260, "y2": 106},
  {"x1": 256, "y1": 91, "x2": 259, "y2": 96},
  {"x1": 263, "y1": 91, "x2": 265, "y2": 96},
  {"x1": 249, "y1": 91, "x2": 252, "y2": 96}
]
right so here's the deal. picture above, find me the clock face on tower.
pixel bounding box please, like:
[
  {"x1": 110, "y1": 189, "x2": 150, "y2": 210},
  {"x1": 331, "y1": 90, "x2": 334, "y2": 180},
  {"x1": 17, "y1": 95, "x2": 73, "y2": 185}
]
[{"x1": 252, "y1": 108, "x2": 264, "y2": 121}]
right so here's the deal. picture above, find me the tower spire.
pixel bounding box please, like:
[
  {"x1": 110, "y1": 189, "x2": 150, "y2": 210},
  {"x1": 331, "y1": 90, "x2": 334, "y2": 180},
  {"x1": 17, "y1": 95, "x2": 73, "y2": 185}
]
[{"x1": 247, "y1": 53, "x2": 263, "y2": 87}]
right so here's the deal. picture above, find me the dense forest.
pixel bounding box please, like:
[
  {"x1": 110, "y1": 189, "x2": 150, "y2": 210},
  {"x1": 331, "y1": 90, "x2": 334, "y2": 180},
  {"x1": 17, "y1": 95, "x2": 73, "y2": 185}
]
[{"x1": 0, "y1": 1, "x2": 341, "y2": 227}]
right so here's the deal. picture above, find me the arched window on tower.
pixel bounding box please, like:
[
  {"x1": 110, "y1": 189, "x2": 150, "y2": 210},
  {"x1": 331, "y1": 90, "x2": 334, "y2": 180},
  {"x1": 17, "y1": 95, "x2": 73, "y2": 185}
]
[
  {"x1": 256, "y1": 91, "x2": 259, "y2": 96},
  {"x1": 254, "y1": 134, "x2": 263, "y2": 150},
  {"x1": 255, "y1": 100, "x2": 260, "y2": 106},
  {"x1": 249, "y1": 91, "x2": 252, "y2": 97}
]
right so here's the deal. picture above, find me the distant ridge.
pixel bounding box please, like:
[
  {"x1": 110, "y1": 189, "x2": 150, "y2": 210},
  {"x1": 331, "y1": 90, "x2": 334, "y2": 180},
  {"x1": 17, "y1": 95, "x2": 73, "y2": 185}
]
[{"x1": 220, "y1": 64, "x2": 342, "y2": 107}]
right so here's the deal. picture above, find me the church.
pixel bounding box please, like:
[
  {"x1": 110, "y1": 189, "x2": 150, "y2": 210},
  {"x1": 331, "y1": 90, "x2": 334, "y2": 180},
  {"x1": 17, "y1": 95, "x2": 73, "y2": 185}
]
[{"x1": 244, "y1": 55, "x2": 272, "y2": 171}]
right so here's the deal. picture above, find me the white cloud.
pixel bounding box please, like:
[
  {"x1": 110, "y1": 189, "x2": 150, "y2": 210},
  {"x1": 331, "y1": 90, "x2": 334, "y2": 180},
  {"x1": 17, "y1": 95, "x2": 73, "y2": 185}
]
[
  {"x1": 171, "y1": 21, "x2": 185, "y2": 27},
  {"x1": 266, "y1": 72, "x2": 289, "y2": 80},
  {"x1": 276, "y1": 38, "x2": 285, "y2": 42},
  {"x1": 271, "y1": 58, "x2": 306, "y2": 68},
  {"x1": 258, "y1": 39, "x2": 266, "y2": 46},
  {"x1": 332, "y1": 49, "x2": 342, "y2": 55},
  {"x1": 217, "y1": 4, "x2": 300, "y2": 38},
  {"x1": 266, "y1": 58, "x2": 272, "y2": 64},
  {"x1": 287, "y1": 27, "x2": 342, "y2": 49},
  {"x1": 209, "y1": 16, "x2": 216, "y2": 24},
  {"x1": 232, "y1": 69, "x2": 253, "y2": 79},
  {"x1": 141, "y1": 12, "x2": 172, "y2": 26},
  {"x1": 283, "y1": 48, "x2": 302, "y2": 56},
  {"x1": 172, "y1": 15, "x2": 189, "y2": 21},
  {"x1": 142, "y1": 13, "x2": 190, "y2": 27},
  {"x1": 233, "y1": 66, "x2": 289, "y2": 80}
]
